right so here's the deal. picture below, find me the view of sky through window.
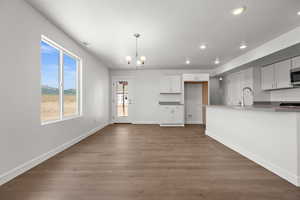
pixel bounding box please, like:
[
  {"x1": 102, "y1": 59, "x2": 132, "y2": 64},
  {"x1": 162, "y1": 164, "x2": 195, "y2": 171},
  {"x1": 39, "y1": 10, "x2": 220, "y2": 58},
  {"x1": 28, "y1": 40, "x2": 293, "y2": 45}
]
[{"x1": 41, "y1": 40, "x2": 79, "y2": 122}]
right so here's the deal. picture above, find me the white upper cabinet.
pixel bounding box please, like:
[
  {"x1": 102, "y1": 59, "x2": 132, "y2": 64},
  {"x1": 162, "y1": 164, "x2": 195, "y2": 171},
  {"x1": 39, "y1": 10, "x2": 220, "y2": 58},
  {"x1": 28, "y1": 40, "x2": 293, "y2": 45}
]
[
  {"x1": 261, "y1": 59, "x2": 292, "y2": 90},
  {"x1": 292, "y1": 56, "x2": 300, "y2": 69},
  {"x1": 274, "y1": 60, "x2": 291, "y2": 89},
  {"x1": 160, "y1": 76, "x2": 182, "y2": 93},
  {"x1": 160, "y1": 76, "x2": 170, "y2": 93},
  {"x1": 170, "y1": 76, "x2": 181, "y2": 93},
  {"x1": 261, "y1": 64, "x2": 275, "y2": 90}
]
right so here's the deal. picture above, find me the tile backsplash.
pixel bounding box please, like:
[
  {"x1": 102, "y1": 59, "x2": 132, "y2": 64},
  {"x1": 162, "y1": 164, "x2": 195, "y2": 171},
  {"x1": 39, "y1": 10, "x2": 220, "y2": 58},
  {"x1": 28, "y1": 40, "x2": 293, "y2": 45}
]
[{"x1": 271, "y1": 87, "x2": 300, "y2": 101}]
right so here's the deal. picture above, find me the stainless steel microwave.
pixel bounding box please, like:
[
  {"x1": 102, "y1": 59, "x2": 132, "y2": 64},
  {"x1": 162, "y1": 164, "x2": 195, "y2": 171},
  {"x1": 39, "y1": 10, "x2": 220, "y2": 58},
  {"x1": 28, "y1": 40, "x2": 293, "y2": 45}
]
[{"x1": 291, "y1": 67, "x2": 300, "y2": 85}]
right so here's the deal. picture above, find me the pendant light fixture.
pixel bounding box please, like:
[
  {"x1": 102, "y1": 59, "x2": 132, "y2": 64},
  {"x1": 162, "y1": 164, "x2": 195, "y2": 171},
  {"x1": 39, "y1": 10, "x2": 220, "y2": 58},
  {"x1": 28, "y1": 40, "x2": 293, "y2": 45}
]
[{"x1": 126, "y1": 33, "x2": 146, "y2": 67}]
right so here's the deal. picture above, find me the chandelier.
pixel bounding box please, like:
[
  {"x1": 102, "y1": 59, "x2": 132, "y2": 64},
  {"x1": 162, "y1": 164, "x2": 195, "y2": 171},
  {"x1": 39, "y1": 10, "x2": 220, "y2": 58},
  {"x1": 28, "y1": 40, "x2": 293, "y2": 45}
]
[{"x1": 126, "y1": 33, "x2": 146, "y2": 66}]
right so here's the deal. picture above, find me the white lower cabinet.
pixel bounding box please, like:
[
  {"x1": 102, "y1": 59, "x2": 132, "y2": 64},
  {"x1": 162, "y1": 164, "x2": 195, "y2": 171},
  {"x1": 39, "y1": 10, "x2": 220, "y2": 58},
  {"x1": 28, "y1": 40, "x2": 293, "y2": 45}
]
[{"x1": 159, "y1": 105, "x2": 184, "y2": 126}]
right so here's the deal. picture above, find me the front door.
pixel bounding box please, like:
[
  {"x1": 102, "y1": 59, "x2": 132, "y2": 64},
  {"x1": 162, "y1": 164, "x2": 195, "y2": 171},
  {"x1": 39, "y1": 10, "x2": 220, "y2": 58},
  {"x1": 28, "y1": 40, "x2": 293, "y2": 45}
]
[{"x1": 112, "y1": 78, "x2": 133, "y2": 123}]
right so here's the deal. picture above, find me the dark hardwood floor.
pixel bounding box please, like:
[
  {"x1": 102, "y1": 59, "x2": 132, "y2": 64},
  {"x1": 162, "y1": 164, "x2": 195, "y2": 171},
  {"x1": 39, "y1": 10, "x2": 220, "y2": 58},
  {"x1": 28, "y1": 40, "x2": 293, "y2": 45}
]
[{"x1": 0, "y1": 124, "x2": 300, "y2": 200}]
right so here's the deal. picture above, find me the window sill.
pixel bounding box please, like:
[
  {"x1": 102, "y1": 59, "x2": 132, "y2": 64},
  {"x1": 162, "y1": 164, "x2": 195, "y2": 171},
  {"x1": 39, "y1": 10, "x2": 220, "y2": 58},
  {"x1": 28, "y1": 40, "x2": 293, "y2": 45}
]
[{"x1": 41, "y1": 115, "x2": 83, "y2": 126}]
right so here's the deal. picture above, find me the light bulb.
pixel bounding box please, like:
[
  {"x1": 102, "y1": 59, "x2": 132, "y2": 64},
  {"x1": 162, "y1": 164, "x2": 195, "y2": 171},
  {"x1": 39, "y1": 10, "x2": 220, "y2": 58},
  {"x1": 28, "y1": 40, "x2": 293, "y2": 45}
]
[
  {"x1": 140, "y1": 56, "x2": 146, "y2": 61},
  {"x1": 126, "y1": 56, "x2": 132, "y2": 64},
  {"x1": 136, "y1": 60, "x2": 142, "y2": 65},
  {"x1": 140, "y1": 56, "x2": 146, "y2": 64},
  {"x1": 186, "y1": 60, "x2": 190, "y2": 65}
]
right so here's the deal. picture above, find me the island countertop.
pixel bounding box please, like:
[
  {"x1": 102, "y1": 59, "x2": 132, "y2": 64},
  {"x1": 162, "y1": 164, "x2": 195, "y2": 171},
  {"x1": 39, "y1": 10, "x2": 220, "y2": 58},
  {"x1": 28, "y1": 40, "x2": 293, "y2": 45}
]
[{"x1": 206, "y1": 104, "x2": 300, "y2": 112}]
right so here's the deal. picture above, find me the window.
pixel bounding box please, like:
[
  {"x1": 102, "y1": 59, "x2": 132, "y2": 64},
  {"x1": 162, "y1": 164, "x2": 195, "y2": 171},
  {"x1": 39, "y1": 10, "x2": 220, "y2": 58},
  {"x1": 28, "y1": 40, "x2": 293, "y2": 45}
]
[
  {"x1": 116, "y1": 81, "x2": 129, "y2": 117},
  {"x1": 41, "y1": 36, "x2": 81, "y2": 124}
]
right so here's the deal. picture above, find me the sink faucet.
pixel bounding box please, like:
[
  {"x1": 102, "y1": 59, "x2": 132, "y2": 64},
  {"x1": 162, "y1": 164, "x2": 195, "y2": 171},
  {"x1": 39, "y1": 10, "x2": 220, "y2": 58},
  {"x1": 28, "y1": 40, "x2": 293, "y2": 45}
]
[{"x1": 241, "y1": 87, "x2": 253, "y2": 107}]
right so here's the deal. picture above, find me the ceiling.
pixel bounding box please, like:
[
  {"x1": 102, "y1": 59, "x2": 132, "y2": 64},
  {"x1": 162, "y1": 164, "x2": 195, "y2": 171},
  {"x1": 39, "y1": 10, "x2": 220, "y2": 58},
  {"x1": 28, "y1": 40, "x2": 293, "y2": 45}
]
[{"x1": 26, "y1": 0, "x2": 300, "y2": 70}]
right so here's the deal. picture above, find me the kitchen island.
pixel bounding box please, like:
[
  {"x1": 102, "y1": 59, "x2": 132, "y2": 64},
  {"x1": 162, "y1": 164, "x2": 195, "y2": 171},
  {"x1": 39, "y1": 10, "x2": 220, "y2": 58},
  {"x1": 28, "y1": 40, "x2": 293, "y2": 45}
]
[{"x1": 206, "y1": 105, "x2": 300, "y2": 186}]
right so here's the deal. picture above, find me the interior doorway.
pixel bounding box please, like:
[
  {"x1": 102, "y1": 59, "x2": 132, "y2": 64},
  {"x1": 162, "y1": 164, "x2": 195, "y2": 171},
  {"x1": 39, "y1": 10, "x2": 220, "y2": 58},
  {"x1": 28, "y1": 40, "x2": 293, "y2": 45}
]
[
  {"x1": 184, "y1": 81, "x2": 208, "y2": 125},
  {"x1": 112, "y1": 77, "x2": 134, "y2": 123}
]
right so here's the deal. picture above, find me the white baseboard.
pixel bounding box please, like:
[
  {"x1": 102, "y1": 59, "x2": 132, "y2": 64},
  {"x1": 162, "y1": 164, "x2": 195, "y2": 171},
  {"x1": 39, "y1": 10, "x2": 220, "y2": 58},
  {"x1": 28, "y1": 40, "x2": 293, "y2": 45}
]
[
  {"x1": 205, "y1": 129, "x2": 300, "y2": 187},
  {"x1": 160, "y1": 124, "x2": 185, "y2": 127},
  {"x1": 132, "y1": 121, "x2": 186, "y2": 127},
  {"x1": 132, "y1": 121, "x2": 158, "y2": 124},
  {"x1": 185, "y1": 121, "x2": 203, "y2": 124},
  {"x1": 0, "y1": 123, "x2": 108, "y2": 186}
]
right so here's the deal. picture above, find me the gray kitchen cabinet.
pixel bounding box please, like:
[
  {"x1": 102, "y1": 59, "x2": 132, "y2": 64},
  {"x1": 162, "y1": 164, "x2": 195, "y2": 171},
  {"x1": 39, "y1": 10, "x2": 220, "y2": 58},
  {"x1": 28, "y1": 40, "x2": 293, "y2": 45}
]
[
  {"x1": 261, "y1": 64, "x2": 275, "y2": 90},
  {"x1": 292, "y1": 56, "x2": 300, "y2": 69},
  {"x1": 274, "y1": 60, "x2": 291, "y2": 89},
  {"x1": 261, "y1": 59, "x2": 292, "y2": 90}
]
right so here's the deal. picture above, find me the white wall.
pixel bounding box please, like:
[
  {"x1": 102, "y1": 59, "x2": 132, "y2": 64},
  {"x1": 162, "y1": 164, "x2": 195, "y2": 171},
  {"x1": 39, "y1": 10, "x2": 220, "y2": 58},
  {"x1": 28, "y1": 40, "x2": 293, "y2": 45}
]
[
  {"x1": 0, "y1": 0, "x2": 110, "y2": 184},
  {"x1": 271, "y1": 88, "x2": 300, "y2": 101},
  {"x1": 110, "y1": 69, "x2": 210, "y2": 124},
  {"x1": 184, "y1": 83, "x2": 203, "y2": 124}
]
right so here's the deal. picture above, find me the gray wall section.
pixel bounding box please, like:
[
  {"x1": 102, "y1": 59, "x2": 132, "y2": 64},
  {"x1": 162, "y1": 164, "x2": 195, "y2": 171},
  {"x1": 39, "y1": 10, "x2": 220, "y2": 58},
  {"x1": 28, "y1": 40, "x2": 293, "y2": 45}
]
[{"x1": 209, "y1": 77, "x2": 224, "y2": 105}]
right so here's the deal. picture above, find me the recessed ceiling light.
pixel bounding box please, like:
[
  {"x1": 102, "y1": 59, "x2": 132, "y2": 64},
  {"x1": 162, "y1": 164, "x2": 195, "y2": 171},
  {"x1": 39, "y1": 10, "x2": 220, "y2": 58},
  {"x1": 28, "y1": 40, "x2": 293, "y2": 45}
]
[
  {"x1": 200, "y1": 44, "x2": 207, "y2": 50},
  {"x1": 232, "y1": 6, "x2": 246, "y2": 15},
  {"x1": 186, "y1": 60, "x2": 190, "y2": 65},
  {"x1": 240, "y1": 42, "x2": 247, "y2": 49},
  {"x1": 219, "y1": 77, "x2": 223, "y2": 81},
  {"x1": 214, "y1": 58, "x2": 220, "y2": 65},
  {"x1": 297, "y1": 11, "x2": 300, "y2": 15}
]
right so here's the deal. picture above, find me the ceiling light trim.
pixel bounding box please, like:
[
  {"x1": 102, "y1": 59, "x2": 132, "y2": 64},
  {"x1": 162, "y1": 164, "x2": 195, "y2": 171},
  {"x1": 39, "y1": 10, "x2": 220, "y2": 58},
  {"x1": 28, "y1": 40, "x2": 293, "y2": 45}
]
[{"x1": 232, "y1": 6, "x2": 247, "y2": 15}]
